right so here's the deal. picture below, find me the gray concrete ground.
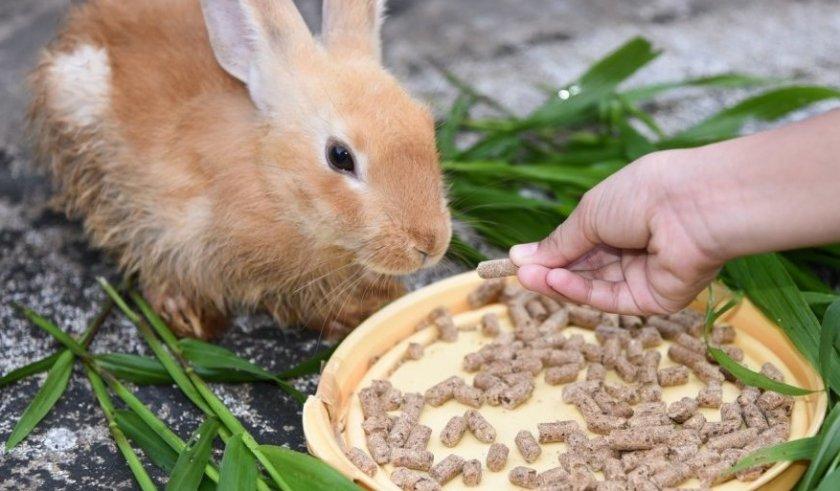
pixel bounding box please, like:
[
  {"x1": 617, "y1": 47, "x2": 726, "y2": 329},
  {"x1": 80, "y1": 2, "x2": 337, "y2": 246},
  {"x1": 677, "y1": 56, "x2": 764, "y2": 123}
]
[{"x1": 1, "y1": 0, "x2": 839, "y2": 489}]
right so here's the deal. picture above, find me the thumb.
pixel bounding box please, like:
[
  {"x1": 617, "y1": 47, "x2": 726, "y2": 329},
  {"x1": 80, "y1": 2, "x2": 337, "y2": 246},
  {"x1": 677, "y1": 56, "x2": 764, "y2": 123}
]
[{"x1": 509, "y1": 208, "x2": 597, "y2": 268}]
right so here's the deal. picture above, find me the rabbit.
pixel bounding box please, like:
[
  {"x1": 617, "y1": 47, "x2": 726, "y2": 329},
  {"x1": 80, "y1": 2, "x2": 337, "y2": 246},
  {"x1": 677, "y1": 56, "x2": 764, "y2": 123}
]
[{"x1": 28, "y1": 0, "x2": 452, "y2": 339}]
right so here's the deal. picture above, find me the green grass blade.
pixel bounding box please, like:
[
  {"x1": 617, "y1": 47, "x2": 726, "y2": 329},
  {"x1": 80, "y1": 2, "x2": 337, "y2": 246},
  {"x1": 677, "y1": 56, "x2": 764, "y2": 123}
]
[
  {"x1": 179, "y1": 340, "x2": 306, "y2": 404},
  {"x1": 0, "y1": 352, "x2": 62, "y2": 388},
  {"x1": 820, "y1": 301, "x2": 840, "y2": 396},
  {"x1": 729, "y1": 436, "x2": 819, "y2": 474},
  {"x1": 797, "y1": 403, "x2": 840, "y2": 490},
  {"x1": 14, "y1": 304, "x2": 90, "y2": 359},
  {"x1": 668, "y1": 86, "x2": 840, "y2": 145},
  {"x1": 724, "y1": 254, "x2": 840, "y2": 394},
  {"x1": 115, "y1": 409, "x2": 180, "y2": 471},
  {"x1": 4, "y1": 350, "x2": 74, "y2": 449},
  {"x1": 802, "y1": 292, "x2": 840, "y2": 307},
  {"x1": 437, "y1": 94, "x2": 474, "y2": 160},
  {"x1": 275, "y1": 346, "x2": 337, "y2": 380},
  {"x1": 258, "y1": 445, "x2": 360, "y2": 491},
  {"x1": 96, "y1": 353, "x2": 175, "y2": 385},
  {"x1": 621, "y1": 73, "x2": 775, "y2": 104},
  {"x1": 86, "y1": 368, "x2": 158, "y2": 491},
  {"x1": 707, "y1": 346, "x2": 815, "y2": 395},
  {"x1": 218, "y1": 432, "x2": 257, "y2": 491},
  {"x1": 167, "y1": 418, "x2": 222, "y2": 491},
  {"x1": 816, "y1": 467, "x2": 840, "y2": 491},
  {"x1": 780, "y1": 255, "x2": 833, "y2": 293}
]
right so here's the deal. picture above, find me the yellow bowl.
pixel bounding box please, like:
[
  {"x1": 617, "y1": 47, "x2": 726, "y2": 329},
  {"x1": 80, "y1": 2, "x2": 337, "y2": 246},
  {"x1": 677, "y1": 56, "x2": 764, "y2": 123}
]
[{"x1": 303, "y1": 272, "x2": 827, "y2": 490}]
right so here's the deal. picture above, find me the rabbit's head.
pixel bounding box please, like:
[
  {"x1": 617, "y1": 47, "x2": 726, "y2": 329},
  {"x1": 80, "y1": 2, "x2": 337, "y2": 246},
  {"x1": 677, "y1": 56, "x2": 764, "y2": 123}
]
[{"x1": 202, "y1": 0, "x2": 450, "y2": 275}]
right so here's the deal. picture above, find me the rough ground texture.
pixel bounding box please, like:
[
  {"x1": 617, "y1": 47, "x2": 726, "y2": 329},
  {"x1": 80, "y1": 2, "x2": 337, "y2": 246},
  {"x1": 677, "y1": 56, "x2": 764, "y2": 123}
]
[{"x1": 1, "y1": 0, "x2": 839, "y2": 489}]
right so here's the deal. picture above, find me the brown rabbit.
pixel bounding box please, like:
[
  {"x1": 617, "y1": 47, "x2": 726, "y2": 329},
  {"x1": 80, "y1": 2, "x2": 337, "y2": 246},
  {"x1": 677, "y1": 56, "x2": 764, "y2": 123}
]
[{"x1": 28, "y1": 0, "x2": 451, "y2": 339}]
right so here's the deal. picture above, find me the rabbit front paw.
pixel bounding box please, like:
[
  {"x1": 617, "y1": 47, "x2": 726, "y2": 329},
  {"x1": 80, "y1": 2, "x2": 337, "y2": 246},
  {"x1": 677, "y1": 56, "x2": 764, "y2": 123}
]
[{"x1": 143, "y1": 286, "x2": 229, "y2": 340}]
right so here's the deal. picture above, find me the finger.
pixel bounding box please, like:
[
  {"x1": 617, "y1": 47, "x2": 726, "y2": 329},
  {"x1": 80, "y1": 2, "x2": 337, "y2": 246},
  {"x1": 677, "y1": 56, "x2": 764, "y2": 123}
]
[
  {"x1": 516, "y1": 264, "x2": 565, "y2": 299},
  {"x1": 544, "y1": 268, "x2": 659, "y2": 315},
  {"x1": 509, "y1": 209, "x2": 596, "y2": 269}
]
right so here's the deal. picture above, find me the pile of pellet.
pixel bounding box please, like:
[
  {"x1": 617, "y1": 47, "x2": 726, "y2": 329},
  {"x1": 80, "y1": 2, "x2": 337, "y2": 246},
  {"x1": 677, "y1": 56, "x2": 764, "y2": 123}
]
[{"x1": 345, "y1": 279, "x2": 794, "y2": 490}]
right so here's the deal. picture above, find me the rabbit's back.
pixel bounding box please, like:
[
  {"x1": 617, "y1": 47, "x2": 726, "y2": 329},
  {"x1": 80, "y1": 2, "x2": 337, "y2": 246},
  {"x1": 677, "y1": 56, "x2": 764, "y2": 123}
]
[{"x1": 29, "y1": 0, "x2": 252, "y2": 279}]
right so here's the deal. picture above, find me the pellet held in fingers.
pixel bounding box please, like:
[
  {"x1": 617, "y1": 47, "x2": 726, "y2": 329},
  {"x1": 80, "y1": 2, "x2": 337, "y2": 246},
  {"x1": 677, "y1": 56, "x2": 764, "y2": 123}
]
[
  {"x1": 476, "y1": 259, "x2": 518, "y2": 279},
  {"x1": 508, "y1": 466, "x2": 538, "y2": 489},
  {"x1": 465, "y1": 409, "x2": 497, "y2": 443},
  {"x1": 515, "y1": 430, "x2": 542, "y2": 463},
  {"x1": 462, "y1": 459, "x2": 482, "y2": 486},
  {"x1": 430, "y1": 454, "x2": 465, "y2": 484}
]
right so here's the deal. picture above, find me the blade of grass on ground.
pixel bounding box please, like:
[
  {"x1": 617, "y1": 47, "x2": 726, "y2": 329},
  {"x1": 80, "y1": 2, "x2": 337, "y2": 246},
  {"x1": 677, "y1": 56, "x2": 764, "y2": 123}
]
[
  {"x1": 796, "y1": 404, "x2": 840, "y2": 490},
  {"x1": 3, "y1": 299, "x2": 113, "y2": 387},
  {"x1": 621, "y1": 73, "x2": 774, "y2": 104},
  {"x1": 166, "y1": 418, "x2": 221, "y2": 491},
  {"x1": 218, "y1": 432, "x2": 258, "y2": 491},
  {"x1": 258, "y1": 445, "x2": 359, "y2": 491},
  {"x1": 85, "y1": 365, "x2": 158, "y2": 491}
]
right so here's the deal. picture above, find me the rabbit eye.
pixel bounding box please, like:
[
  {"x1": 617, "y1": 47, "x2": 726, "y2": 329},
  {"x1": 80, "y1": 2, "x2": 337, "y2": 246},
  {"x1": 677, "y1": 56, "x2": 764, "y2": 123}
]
[{"x1": 326, "y1": 141, "x2": 356, "y2": 176}]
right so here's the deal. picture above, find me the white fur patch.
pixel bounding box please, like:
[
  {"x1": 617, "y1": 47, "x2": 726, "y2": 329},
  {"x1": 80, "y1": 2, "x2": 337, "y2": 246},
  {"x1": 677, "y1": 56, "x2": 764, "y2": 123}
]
[{"x1": 47, "y1": 44, "x2": 111, "y2": 127}]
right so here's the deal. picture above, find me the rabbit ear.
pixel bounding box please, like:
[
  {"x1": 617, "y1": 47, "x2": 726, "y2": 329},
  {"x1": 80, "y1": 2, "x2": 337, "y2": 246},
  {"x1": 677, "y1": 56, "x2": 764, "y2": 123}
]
[
  {"x1": 321, "y1": 0, "x2": 386, "y2": 61},
  {"x1": 201, "y1": 0, "x2": 316, "y2": 111}
]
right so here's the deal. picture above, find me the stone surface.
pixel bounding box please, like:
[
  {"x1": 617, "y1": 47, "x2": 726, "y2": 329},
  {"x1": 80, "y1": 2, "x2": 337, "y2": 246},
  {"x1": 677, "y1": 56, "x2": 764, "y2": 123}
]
[{"x1": 1, "y1": 0, "x2": 839, "y2": 489}]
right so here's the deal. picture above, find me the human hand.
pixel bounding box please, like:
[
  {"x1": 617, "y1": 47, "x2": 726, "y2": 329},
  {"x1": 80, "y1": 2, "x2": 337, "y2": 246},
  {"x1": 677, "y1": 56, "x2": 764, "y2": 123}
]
[{"x1": 509, "y1": 150, "x2": 723, "y2": 315}]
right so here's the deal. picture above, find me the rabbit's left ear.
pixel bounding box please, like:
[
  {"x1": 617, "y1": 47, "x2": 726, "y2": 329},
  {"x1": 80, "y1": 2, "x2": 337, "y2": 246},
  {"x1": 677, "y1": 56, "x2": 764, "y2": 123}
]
[{"x1": 321, "y1": 0, "x2": 386, "y2": 61}]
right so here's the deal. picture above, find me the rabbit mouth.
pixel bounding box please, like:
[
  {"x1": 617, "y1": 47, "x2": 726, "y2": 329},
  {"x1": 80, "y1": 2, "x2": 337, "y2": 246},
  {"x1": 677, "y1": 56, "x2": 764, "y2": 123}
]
[{"x1": 356, "y1": 245, "x2": 440, "y2": 276}]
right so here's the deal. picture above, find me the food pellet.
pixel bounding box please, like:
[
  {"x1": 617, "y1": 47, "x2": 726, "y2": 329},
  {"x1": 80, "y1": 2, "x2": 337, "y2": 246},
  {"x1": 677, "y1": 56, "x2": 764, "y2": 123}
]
[
  {"x1": 658, "y1": 365, "x2": 690, "y2": 387},
  {"x1": 344, "y1": 446, "x2": 377, "y2": 477},
  {"x1": 440, "y1": 416, "x2": 467, "y2": 447},
  {"x1": 540, "y1": 308, "x2": 569, "y2": 332},
  {"x1": 508, "y1": 466, "x2": 538, "y2": 489},
  {"x1": 464, "y1": 409, "x2": 496, "y2": 443},
  {"x1": 580, "y1": 342, "x2": 603, "y2": 363},
  {"x1": 512, "y1": 356, "x2": 543, "y2": 376},
  {"x1": 646, "y1": 316, "x2": 684, "y2": 339},
  {"x1": 414, "y1": 479, "x2": 441, "y2": 491},
  {"x1": 637, "y1": 326, "x2": 663, "y2": 348},
  {"x1": 698, "y1": 381, "x2": 723, "y2": 408},
  {"x1": 366, "y1": 431, "x2": 391, "y2": 464},
  {"x1": 525, "y1": 299, "x2": 548, "y2": 320},
  {"x1": 381, "y1": 387, "x2": 403, "y2": 411},
  {"x1": 587, "y1": 362, "x2": 606, "y2": 381},
  {"x1": 453, "y1": 384, "x2": 484, "y2": 408},
  {"x1": 425, "y1": 376, "x2": 463, "y2": 406},
  {"x1": 515, "y1": 430, "x2": 541, "y2": 463},
  {"x1": 405, "y1": 342, "x2": 425, "y2": 360},
  {"x1": 757, "y1": 390, "x2": 787, "y2": 411},
  {"x1": 433, "y1": 312, "x2": 459, "y2": 342},
  {"x1": 614, "y1": 355, "x2": 638, "y2": 382},
  {"x1": 568, "y1": 304, "x2": 602, "y2": 328},
  {"x1": 485, "y1": 442, "x2": 509, "y2": 472},
  {"x1": 405, "y1": 424, "x2": 432, "y2": 450},
  {"x1": 711, "y1": 324, "x2": 736, "y2": 344},
  {"x1": 707, "y1": 427, "x2": 759, "y2": 451},
  {"x1": 607, "y1": 426, "x2": 673, "y2": 450},
  {"x1": 359, "y1": 387, "x2": 384, "y2": 419},
  {"x1": 391, "y1": 447, "x2": 434, "y2": 471},
  {"x1": 668, "y1": 397, "x2": 699, "y2": 423},
  {"x1": 626, "y1": 338, "x2": 644, "y2": 363},
  {"x1": 538, "y1": 420, "x2": 581, "y2": 443},
  {"x1": 545, "y1": 363, "x2": 580, "y2": 385},
  {"x1": 467, "y1": 278, "x2": 505, "y2": 308},
  {"x1": 683, "y1": 412, "x2": 707, "y2": 431},
  {"x1": 462, "y1": 459, "x2": 482, "y2": 486},
  {"x1": 500, "y1": 380, "x2": 535, "y2": 409},
  {"x1": 480, "y1": 312, "x2": 501, "y2": 337},
  {"x1": 389, "y1": 415, "x2": 414, "y2": 447},
  {"x1": 742, "y1": 401, "x2": 769, "y2": 430},
  {"x1": 538, "y1": 467, "x2": 571, "y2": 486},
  {"x1": 430, "y1": 454, "x2": 465, "y2": 484},
  {"x1": 477, "y1": 258, "x2": 518, "y2": 279},
  {"x1": 602, "y1": 337, "x2": 621, "y2": 369},
  {"x1": 620, "y1": 314, "x2": 643, "y2": 329},
  {"x1": 403, "y1": 392, "x2": 425, "y2": 422},
  {"x1": 652, "y1": 462, "x2": 692, "y2": 487},
  {"x1": 674, "y1": 332, "x2": 706, "y2": 354},
  {"x1": 546, "y1": 349, "x2": 585, "y2": 366},
  {"x1": 362, "y1": 415, "x2": 393, "y2": 435},
  {"x1": 391, "y1": 467, "x2": 425, "y2": 490}
]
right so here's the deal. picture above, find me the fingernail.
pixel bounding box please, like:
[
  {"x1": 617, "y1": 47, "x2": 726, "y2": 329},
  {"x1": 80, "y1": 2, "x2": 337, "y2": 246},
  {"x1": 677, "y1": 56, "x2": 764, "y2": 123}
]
[{"x1": 510, "y1": 242, "x2": 538, "y2": 263}]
